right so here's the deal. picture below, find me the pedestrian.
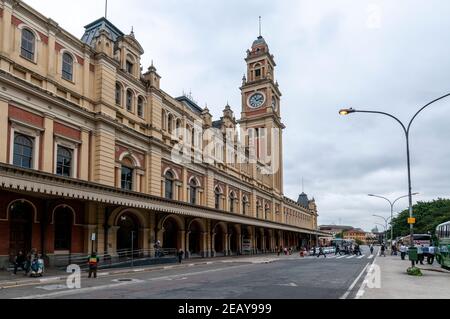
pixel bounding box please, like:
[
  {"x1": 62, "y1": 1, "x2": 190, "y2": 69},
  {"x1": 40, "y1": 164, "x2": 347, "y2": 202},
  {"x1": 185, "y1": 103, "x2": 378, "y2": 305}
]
[
  {"x1": 380, "y1": 244, "x2": 386, "y2": 257},
  {"x1": 284, "y1": 247, "x2": 288, "y2": 256},
  {"x1": 177, "y1": 249, "x2": 184, "y2": 264},
  {"x1": 13, "y1": 251, "x2": 26, "y2": 275},
  {"x1": 400, "y1": 243, "x2": 407, "y2": 260},
  {"x1": 312, "y1": 246, "x2": 316, "y2": 257},
  {"x1": 317, "y1": 246, "x2": 326, "y2": 258},
  {"x1": 88, "y1": 252, "x2": 99, "y2": 278},
  {"x1": 370, "y1": 244, "x2": 374, "y2": 255},
  {"x1": 427, "y1": 245, "x2": 435, "y2": 265},
  {"x1": 335, "y1": 245, "x2": 341, "y2": 256},
  {"x1": 417, "y1": 245, "x2": 424, "y2": 265},
  {"x1": 277, "y1": 247, "x2": 281, "y2": 256}
]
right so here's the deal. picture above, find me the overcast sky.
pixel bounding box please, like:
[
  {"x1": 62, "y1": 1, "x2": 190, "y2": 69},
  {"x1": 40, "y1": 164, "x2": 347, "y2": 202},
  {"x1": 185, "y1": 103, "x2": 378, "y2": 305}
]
[{"x1": 23, "y1": 0, "x2": 450, "y2": 232}]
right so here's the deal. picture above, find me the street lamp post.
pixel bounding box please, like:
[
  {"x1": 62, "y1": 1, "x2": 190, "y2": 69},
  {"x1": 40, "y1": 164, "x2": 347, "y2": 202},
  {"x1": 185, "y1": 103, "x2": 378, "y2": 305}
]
[
  {"x1": 374, "y1": 223, "x2": 387, "y2": 244},
  {"x1": 369, "y1": 193, "x2": 419, "y2": 251},
  {"x1": 339, "y1": 93, "x2": 450, "y2": 268}
]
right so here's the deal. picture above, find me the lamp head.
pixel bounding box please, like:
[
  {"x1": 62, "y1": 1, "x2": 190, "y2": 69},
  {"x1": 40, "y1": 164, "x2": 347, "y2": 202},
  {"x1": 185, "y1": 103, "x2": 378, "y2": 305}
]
[{"x1": 339, "y1": 108, "x2": 355, "y2": 116}]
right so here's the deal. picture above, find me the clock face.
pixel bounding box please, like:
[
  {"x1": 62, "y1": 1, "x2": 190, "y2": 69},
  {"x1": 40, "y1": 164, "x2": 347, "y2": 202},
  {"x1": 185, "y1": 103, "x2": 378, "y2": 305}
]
[
  {"x1": 272, "y1": 97, "x2": 277, "y2": 111},
  {"x1": 248, "y1": 93, "x2": 265, "y2": 109}
]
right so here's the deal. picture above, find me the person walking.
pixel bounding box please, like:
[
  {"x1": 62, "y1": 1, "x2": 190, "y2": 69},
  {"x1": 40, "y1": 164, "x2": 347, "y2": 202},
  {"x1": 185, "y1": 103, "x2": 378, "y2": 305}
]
[
  {"x1": 317, "y1": 246, "x2": 327, "y2": 258},
  {"x1": 88, "y1": 252, "x2": 99, "y2": 279},
  {"x1": 380, "y1": 243, "x2": 386, "y2": 257},
  {"x1": 177, "y1": 249, "x2": 184, "y2": 264},
  {"x1": 370, "y1": 244, "x2": 374, "y2": 255},
  {"x1": 312, "y1": 246, "x2": 316, "y2": 257},
  {"x1": 399, "y1": 244, "x2": 407, "y2": 260},
  {"x1": 427, "y1": 245, "x2": 435, "y2": 265},
  {"x1": 417, "y1": 244, "x2": 424, "y2": 265}
]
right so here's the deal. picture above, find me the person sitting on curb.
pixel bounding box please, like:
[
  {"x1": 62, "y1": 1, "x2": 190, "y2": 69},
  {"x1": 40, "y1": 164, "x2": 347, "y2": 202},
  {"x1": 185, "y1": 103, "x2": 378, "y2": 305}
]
[{"x1": 13, "y1": 251, "x2": 26, "y2": 275}]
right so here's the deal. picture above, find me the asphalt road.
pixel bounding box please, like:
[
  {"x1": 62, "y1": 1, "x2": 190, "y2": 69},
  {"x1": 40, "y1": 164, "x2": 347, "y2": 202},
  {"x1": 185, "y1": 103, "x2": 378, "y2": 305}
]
[{"x1": 0, "y1": 248, "x2": 377, "y2": 299}]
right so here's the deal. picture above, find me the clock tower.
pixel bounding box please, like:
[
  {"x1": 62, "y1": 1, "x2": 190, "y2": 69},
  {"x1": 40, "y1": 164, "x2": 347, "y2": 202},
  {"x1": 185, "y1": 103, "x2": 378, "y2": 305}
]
[{"x1": 238, "y1": 35, "x2": 285, "y2": 195}]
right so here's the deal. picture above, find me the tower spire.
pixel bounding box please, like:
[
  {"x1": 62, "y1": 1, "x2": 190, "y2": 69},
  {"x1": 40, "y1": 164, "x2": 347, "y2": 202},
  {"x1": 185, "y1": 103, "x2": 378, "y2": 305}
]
[
  {"x1": 105, "y1": 0, "x2": 108, "y2": 19},
  {"x1": 302, "y1": 177, "x2": 304, "y2": 193},
  {"x1": 259, "y1": 16, "x2": 262, "y2": 37}
]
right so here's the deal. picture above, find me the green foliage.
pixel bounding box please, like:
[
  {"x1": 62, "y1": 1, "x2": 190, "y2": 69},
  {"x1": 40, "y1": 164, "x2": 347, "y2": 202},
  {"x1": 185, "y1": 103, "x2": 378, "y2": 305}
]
[
  {"x1": 407, "y1": 267, "x2": 422, "y2": 277},
  {"x1": 355, "y1": 239, "x2": 364, "y2": 246},
  {"x1": 335, "y1": 231, "x2": 344, "y2": 239},
  {"x1": 391, "y1": 198, "x2": 450, "y2": 239}
]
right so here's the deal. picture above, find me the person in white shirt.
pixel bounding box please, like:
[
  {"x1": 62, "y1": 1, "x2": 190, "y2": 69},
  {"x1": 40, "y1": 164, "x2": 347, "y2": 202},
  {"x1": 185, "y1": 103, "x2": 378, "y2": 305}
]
[
  {"x1": 400, "y1": 244, "x2": 407, "y2": 260},
  {"x1": 427, "y1": 245, "x2": 435, "y2": 265}
]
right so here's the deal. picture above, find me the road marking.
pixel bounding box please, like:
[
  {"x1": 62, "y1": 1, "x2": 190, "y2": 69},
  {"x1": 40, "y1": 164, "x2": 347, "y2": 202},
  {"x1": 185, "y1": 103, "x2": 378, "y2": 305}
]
[
  {"x1": 346, "y1": 255, "x2": 355, "y2": 259},
  {"x1": 355, "y1": 251, "x2": 379, "y2": 299},
  {"x1": 357, "y1": 256, "x2": 365, "y2": 259},
  {"x1": 340, "y1": 262, "x2": 370, "y2": 300},
  {"x1": 367, "y1": 255, "x2": 374, "y2": 260},
  {"x1": 39, "y1": 277, "x2": 61, "y2": 283},
  {"x1": 133, "y1": 269, "x2": 145, "y2": 273},
  {"x1": 278, "y1": 283, "x2": 298, "y2": 287},
  {"x1": 163, "y1": 266, "x2": 174, "y2": 270},
  {"x1": 206, "y1": 262, "x2": 213, "y2": 265},
  {"x1": 337, "y1": 256, "x2": 346, "y2": 259}
]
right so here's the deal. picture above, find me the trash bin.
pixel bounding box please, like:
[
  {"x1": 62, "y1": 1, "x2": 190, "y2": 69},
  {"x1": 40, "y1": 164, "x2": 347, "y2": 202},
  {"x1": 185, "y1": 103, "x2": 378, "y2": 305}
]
[{"x1": 408, "y1": 247, "x2": 418, "y2": 262}]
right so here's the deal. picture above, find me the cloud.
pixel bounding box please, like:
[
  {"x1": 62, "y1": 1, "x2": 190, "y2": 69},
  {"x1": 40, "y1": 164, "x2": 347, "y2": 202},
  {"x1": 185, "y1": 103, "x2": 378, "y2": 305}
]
[{"x1": 23, "y1": 0, "x2": 450, "y2": 232}]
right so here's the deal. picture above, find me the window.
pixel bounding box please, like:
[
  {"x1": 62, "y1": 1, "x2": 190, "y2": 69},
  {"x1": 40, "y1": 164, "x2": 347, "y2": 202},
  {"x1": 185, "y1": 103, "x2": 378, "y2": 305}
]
[
  {"x1": 165, "y1": 171, "x2": 174, "y2": 200},
  {"x1": 126, "y1": 90, "x2": 133, "y2": 112},
  {"x1": 214, "y1": 187, "x2": 221, "y2": 210},
  {"x1": 13, "y1": 134, "x2": 33, "y2": 169},
  {"x1": 21, "y1": 29, "x2": 35, "y2": 61},
  {"x1": 121, "y1": 166, "x2": 133, "y2": 190},
  {"x1": 189, "y1": 179, "x2": 198, "y2": 205},
  {"x1": 255, "y1": 68, "x2": 261, "y2": 77},
  {"x1": 137, "y1": 97, "x2": 144, "y2": 118},
  {"x1": 168, "y1": 114, "x2": 174, "y2": 134},
  {"x1": 62, "y1": 53, "x2": 74, "y2": 81},
  {"x1": 56, "y1": 146, "x2": 72, "y2": 177},
  {"x1": 265, "y1": 204, "x2": 270, "y2": 220},
  {"x1": 242, "y1": 196, "x2": 248, "y2": 215},
  {"x1": 115, "y1": 83, "x2": 122, "y2": 106},
  {"x1": 126, "y1": 60, "x2": 133, "y2": 74},
  {"x1": 54, "y1": 208, "x2": 73, "y2": 250},
  {"x1": 229, "y1": 192, "x2": 236, "y2": 213}
]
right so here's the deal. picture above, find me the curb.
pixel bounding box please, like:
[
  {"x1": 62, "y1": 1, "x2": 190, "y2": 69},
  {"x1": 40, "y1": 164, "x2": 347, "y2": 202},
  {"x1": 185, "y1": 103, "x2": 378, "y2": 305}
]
[
  {"x1": 419, "y1": 267, "x2": 450, "y2": 274},
  {"x1": 0, "y1": 261, "x2": 215, "y2": 289}
]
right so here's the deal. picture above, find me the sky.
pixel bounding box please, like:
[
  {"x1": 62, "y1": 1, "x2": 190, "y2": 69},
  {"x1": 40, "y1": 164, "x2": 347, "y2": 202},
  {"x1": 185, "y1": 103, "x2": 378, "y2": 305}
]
[{"x1": 23, "y1": 0, "x2": 450, "y2": 232}]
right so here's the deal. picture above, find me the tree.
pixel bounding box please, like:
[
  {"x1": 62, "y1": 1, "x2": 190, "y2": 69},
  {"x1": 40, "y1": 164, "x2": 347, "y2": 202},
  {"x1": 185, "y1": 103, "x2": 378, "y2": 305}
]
[{"x1": 391, "y1": 198, "x2": 450, "y2": 239}]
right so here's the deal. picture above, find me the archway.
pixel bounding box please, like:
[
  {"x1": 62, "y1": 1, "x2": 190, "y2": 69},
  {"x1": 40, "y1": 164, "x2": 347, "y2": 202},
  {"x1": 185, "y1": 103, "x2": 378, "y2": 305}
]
[
  {"x1": 242, "y1": 227, "x2": 252, "y2": 255},
  {"x1": 265, "y1": 230, "x2": 271, "y2": 253},
  {"x1": 256, "y1": 230, "x2": 262, "y2": 253},
  {"x1": 229, "y1": 227, "x2": 238, "y2": 255},
  {"x1": 163, "y1": 217, "x2": 180, "y2": 251},
  {"x1": 54, "y1": 206, "x2": 74, "y2": 252},
  {"x1": 214, "y1": 224, "x2": 225, "y2": 256},
  {"x1": 9, "y1": 201, "x2": 34, "y2": 261},
  {"x1": 188, "y1": 220, "x2": 203, "y2": 257},
  {"x1": 117, "y1": 213, "x2": 140, "y2": 258}
]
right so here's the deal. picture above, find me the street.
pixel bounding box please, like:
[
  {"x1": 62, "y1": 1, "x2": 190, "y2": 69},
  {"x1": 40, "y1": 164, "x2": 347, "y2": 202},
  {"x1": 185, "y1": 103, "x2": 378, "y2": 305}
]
[{"x1": 0, "y1": 250, "x2": 376, "y2": 299}]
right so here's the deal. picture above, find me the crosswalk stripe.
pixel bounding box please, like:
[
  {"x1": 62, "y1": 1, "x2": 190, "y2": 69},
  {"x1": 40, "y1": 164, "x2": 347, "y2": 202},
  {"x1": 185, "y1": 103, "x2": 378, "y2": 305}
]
[
  {"x1": 346, "y1": 255, "x2": 355, "y2": 259},
  {"x1": 368, "y1": 255, "x2": 374, "y2": 259},
  {"x1": 357, "y1": 256, "x2": 365, "y2": 259},
  {"x1": 337, "y1": 256, "x2": 346, "y2": 259}
]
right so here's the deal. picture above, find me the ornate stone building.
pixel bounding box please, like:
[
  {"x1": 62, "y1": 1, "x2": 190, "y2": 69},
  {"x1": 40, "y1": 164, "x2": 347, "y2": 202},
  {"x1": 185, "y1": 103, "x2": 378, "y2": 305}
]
[{"x1": 0, "y1": 0, "x2": 325, "y2": 267}]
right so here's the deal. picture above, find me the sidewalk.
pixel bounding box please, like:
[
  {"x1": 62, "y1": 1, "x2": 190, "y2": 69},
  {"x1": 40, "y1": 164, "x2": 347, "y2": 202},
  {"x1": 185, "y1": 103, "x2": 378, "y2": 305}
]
[
  {"x1": 360, "y1": 255, "x2": 450, "y2": 299},
  {"x1": 0, "y1": 254, "x2": 279, "y2": 289}
]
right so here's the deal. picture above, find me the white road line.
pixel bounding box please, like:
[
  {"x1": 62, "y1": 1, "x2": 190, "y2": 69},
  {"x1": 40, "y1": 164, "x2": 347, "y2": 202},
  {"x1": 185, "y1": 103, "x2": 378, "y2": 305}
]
[
  {"x1": 337, "y1": 256, "x2": 346, "y2": 259},
  {"x1": 357, "y1": 256, "x2": 365, "y2": 259},
  {"x1": 367, "y1": 255, "x2": 374, "y2": 260},
  {"x1": 355, "y1": 254, "x2": 378, "y2": 299},
  {"x1": 346, "y1": 255, "x2": 355, "y2": 259},
  {"x1": 340, "y1": 262, "x2": 370, "y2": 300}
]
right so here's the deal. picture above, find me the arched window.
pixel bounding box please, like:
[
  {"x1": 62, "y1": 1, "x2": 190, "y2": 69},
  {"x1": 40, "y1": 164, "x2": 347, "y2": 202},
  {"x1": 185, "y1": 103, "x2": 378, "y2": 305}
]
[
  {"x1": 254, "y1": 63, "x2": 262, "y2": 79},
  {"x1": 13, "y1": 134, "x2": 33, "y2": 169},
  {"x1": 126, "y1": 60, "x2": 134, "y2": 74},
  {"x1": 165, "y1": 170, "x2": 175, "y2": 200},
  {"x1": 54, "y1": 207, "x2": 73, "y2": 250},
  {"x1": 189, "y1": 178, "x2": 198, "y2": 205},
  {"x1": 126, "y1": 90, "x2": 134, "y2": 112},
  {"x1": 256, "y1": 201, "x2": 262, "y2": 219},
  {"x1": 214, "y1": 186, "x2": 221, "y2": 210},
  {"x1": 168, "y1": 114, "x2": 174, "y2": 134},
  {"x1": 242, "y1": 196, "x2": 249, "y2": 215},
  {"x1": 137, "y1": 96, "x2": 144, "y2": 118},
  {"x1": 115, "y1": 83, "x2": 122, "y2": 106},
  {"x1": 21, "y1": 29, "x2": 35, "y2": 61},
  {"x1": 56, "y1": 146, "x2": 72, "y2": 177},
  {"x1": 176, "y1": 119, "x2": 182, "y2": 138},
  {"x1": 265, "y1": 204, "x2": 270, "y2": 220},
  {"x1": 229, "y1": 192, "x2": 236, "y2": 213},
  {"x1": 62, "y1": 53, "x2": 74, "y2": 81}
]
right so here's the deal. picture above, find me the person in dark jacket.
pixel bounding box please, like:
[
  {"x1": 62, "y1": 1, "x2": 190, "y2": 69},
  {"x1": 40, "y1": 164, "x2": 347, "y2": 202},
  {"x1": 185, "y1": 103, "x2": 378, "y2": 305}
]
[
  {"x1": 88, "y1": 252, "x2": 99, "y2": 278},
  {"x1": 317, "y1": 246, "x2": 327, "y2": 258},
  {"x1": 177, "y1": 249, "x2": 184, "y2": 264},
  {"x1": 13, "y1": 251, "x2": 26, "y2": 275}
]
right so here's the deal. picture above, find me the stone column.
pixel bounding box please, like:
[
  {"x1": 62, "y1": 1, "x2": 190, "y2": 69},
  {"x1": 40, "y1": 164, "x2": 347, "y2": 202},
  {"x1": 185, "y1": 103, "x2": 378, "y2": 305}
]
[
  {"x1": 185, "y1": 231, "x2": 190, "y2": 258},
  {"x1": 84, "y1": 224, "x2": 97, "y2": 254},
  {"x1": 42, "y1": 115, "x2": 54, "y2": 173},
  {"x1": 108, "y1": 226, "x2": 120, "y2": 257},
  {"x1": 79, "y1": 129, "x2": 90, "y2": 180},
  {"x1": 178, "y1": 230, "x2": 186, "y2": 251},
  {"x1": 201, "y1": 232, "x2": 208, "y2": 258}
]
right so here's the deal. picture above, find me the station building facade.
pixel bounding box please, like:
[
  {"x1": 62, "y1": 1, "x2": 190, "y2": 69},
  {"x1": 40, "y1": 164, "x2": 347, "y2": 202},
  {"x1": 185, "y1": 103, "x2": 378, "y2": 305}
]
[{"x1": 0, "y1": 0, "x2": 326, "y2": 267}]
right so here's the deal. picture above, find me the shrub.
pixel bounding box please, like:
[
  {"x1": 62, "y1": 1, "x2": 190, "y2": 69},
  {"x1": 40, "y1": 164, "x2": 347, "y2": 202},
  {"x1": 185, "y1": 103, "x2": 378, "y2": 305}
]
[{"x1": 407, "y1": 267, "x2": 423, "y2": 276}]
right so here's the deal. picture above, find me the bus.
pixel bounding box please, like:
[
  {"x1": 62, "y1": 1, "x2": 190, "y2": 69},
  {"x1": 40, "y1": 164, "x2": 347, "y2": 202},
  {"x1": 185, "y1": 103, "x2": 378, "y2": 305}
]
[
  {"x1": 436, "y1": 221, "x2": 450, "y2": 270},
  {"x1": 399, "y1": 234, "x2": 432, "y2": 247}
]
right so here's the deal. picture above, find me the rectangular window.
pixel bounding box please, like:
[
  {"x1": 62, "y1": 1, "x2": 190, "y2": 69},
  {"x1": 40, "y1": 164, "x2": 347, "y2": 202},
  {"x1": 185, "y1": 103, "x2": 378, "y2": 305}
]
[
  {"x1": 126, "y1": 61, "x2": 133, "y2": 74},
  {"x1": 13, "y1": 133, "x2": 34, "y2": 169},
  {"x1": 255, "y1": 69, "x2": 261, "y2": 77},
  {"x1": 121, "y1": 166, "x2": 133, "y2": 191},
  {"x1": 56, "y1": 146, "x2": 72, "y2": 177}
]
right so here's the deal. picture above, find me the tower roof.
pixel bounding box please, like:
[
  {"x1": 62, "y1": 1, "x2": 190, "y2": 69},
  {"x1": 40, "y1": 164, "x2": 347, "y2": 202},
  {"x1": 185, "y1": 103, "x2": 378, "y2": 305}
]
[
  {"x1": 297, "y1": 192, "x2": 309, "y2": 208},
  {"x1": 252, "y1": 35, "x2": 267, "y2": 47},
  {"x1": 81, "y1": 17, "x2": 124, "y2": 46}
]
